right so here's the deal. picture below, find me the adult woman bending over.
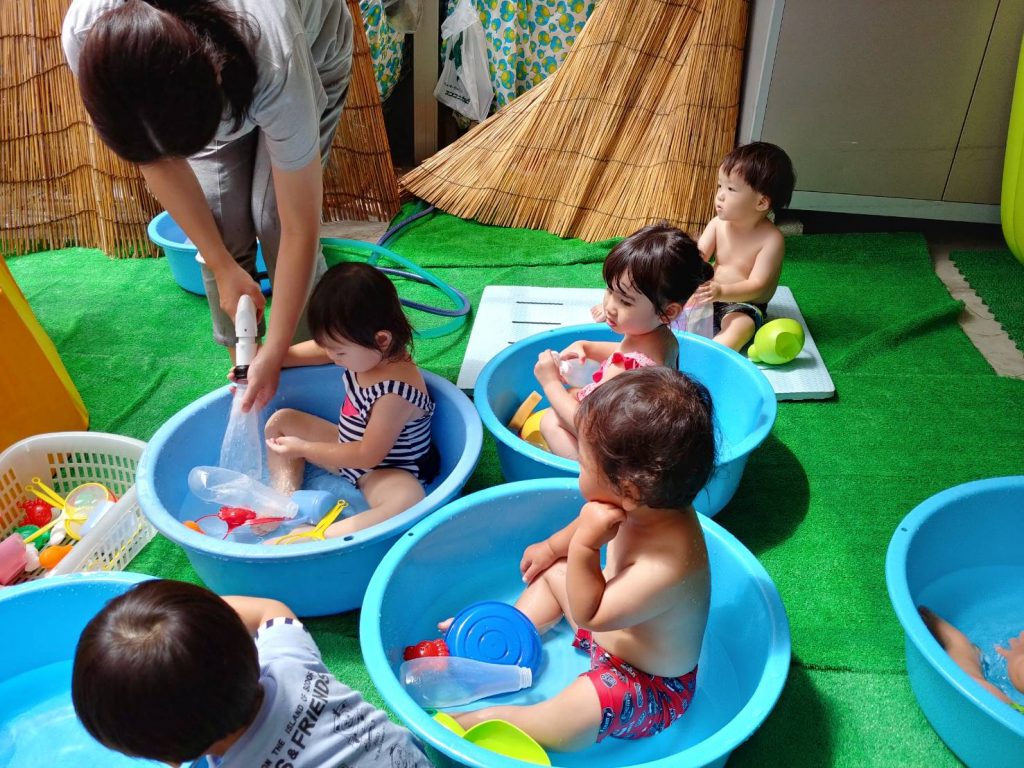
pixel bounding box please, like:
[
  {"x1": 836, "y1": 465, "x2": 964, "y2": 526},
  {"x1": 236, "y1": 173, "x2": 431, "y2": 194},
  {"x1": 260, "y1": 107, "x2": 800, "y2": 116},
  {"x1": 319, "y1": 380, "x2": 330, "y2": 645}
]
[{"x1": 63, "y1": 0, "x2": 354, "y2": 412}]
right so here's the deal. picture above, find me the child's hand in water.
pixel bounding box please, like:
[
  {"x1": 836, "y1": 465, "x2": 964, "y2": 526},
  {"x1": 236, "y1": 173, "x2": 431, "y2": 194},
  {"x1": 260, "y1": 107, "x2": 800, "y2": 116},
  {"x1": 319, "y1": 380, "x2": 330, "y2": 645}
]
[
  {"x1": 520, "y1": 540, "x2": 558, "y2": 584},
  {"x1": 573, "y1": 501, "x2": 626, "y2": 551},
  {"x1": 265, "y1": 436, "x2": 307, "y2": 458},
  {"x1": 996, "y1": 631, "x2": 1024, "y2": 692},
  {"x1": 590, "y1": 303, "x2": 606, "y2": 322},
  {"x1": 534, "y1": 350, "x2": 561, "y2": 386}
]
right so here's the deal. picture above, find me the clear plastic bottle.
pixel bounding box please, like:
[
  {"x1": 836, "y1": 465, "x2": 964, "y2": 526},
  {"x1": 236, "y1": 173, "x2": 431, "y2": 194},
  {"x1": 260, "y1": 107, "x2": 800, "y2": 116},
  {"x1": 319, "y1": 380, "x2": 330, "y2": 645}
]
[
  {"x1": 187, "y1": 466, "x2": 299, "y2": 520},
  {"x1": 556, "y1": 354, "x2": 601, "y2": 387},
  {"x1": 399, "y1": 656, "x2": 533, "y2": 707}
]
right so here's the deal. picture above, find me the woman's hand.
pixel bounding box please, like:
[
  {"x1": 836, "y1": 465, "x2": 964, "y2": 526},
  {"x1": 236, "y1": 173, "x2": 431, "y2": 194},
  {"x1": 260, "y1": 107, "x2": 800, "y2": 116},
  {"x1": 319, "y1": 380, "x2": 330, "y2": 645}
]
[
  {"x1": 265, "y1": 435, "x2": 308, "y2": 459},
  {"x1": 573, "y1": 501, "x2": 627, "y2": 551},
  {"x1": 215, "y1": 261, "x2": 266, "y2": 325},
  {"x1": 534, "y1": 350, "x2": 562, "y2": 387},
  {"x1": 996, "y1": 630, "x2": 1024, "y2": 693},
  {"x1": 520, "y1": 540, "x2": 558, "y2": 584},
  {"x1": 240, "y1": 344, "x2": 284, "y2": 413}
]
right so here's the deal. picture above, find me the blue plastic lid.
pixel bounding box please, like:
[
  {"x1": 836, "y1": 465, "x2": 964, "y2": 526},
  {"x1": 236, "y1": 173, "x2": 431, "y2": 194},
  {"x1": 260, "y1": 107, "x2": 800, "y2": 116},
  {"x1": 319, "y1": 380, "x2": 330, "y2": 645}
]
[{"x1": 445, "y1": 601, "x2": 542, "y2": 674}]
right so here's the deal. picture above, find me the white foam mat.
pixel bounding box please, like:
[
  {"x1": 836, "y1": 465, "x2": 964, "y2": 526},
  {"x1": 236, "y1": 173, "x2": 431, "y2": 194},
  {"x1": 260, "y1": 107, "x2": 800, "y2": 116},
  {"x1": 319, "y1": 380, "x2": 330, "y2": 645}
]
[
  {"x1": 457, "y1": 285, "x2": 835, "y2": 400},
  {"x1": 757, "y1": 286, "x2": 835, "y2": 400}
]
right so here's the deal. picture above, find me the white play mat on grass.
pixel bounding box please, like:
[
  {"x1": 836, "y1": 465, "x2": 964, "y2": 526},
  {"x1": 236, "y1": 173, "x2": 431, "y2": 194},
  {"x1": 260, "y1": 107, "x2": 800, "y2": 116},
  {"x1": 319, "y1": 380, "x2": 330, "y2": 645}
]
[{"x1": 457, "y1": 285, "x2": 835, "y2": 400}]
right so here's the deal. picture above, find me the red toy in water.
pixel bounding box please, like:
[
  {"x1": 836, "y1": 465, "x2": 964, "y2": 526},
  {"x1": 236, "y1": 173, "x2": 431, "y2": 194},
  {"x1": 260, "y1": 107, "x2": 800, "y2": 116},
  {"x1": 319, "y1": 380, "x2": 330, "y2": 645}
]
[
  {"x1": 185, "y1": 506, "x2": 288, "y2": 539},
  {"x1": 17, "y1": 498, "x2": 53, "y2": 528},
  {"x1": 403, "y1": 638, "x2": 450, "y2": 661}
]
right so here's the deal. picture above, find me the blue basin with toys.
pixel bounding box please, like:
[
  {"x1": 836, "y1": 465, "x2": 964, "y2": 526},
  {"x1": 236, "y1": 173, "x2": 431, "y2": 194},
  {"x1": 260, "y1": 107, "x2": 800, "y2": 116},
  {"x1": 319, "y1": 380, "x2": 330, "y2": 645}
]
[
  {"x1": 361, "y1": 478, "x2": 791, "y2": 768},
  {"x1": 474, "y1": 324, "x2": 776, "y2": 516},
  {"x1": 136, "y1": 364, "x2": 481, "y2": 616}
]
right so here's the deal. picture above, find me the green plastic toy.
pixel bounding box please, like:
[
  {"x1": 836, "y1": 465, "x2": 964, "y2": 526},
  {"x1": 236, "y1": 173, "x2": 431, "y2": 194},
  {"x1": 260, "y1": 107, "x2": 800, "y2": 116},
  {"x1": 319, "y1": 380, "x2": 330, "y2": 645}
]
[
  {"x1": 747, "y1": 318, "x2": 806, "y2": 365},
  {"x1": 432, "y1": 712, "x2": 551, "y2": 766},
  {"x1": 1003, "y1": 36, "x2": 1024, "y2": 266}
]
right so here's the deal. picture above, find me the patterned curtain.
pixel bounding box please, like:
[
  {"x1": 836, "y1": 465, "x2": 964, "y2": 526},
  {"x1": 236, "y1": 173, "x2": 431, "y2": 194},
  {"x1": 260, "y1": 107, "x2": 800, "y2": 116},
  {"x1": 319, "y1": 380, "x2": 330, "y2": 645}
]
[{"x1": 446, "y1": 0, "x2": 597, "y2": 111}]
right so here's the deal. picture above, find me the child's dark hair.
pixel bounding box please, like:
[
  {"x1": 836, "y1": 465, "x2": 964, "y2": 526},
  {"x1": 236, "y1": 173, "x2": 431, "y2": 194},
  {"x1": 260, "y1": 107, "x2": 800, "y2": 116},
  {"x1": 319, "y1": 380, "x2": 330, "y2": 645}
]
[
  {"x1": 308, "y1": 261, "x2": 414, "y2": 358},
  {"x1": 575, "y1": 367, "x2": 715, "y2": 508},
  {"x1": 77, "y1": 0, "x2": 258, "y2": 163},
  {"x1": 603, "y1": 224, "x2": 712, "y2": 317},
  {"x1": 721, "y1": 142, "x2": 796, "y2": 212},
  {"x1": 72, "y1": 580, "x2": 261, "y2": 762}
]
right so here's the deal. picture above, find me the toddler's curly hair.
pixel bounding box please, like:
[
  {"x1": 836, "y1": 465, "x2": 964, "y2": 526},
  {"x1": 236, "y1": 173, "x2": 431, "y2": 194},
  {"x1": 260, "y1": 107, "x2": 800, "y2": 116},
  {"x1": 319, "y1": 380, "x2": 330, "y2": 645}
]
[{"x1": 575, "y1": 367, "x2": 716, "y2": 508}]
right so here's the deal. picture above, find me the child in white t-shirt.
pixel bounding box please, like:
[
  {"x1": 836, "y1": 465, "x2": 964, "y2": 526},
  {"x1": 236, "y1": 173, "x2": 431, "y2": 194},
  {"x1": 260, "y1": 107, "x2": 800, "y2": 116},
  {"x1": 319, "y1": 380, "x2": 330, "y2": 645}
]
[{"x1": 72, "y1": 579, "x2": 431, "y2": 768}]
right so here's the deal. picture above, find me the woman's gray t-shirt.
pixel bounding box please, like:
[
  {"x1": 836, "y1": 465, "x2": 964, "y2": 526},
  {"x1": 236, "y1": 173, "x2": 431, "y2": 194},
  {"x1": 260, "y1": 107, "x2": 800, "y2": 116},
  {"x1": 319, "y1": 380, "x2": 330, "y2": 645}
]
[{"x1": 62, "y1": 0, "x2": 353, "y2": 170}]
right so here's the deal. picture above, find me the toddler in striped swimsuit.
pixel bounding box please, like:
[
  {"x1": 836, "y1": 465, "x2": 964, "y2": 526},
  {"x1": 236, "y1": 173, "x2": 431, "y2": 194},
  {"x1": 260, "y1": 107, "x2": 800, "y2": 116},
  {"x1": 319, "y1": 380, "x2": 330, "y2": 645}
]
[{"x1": 264, "y1": 262, "x2": 438, "y2": 540}]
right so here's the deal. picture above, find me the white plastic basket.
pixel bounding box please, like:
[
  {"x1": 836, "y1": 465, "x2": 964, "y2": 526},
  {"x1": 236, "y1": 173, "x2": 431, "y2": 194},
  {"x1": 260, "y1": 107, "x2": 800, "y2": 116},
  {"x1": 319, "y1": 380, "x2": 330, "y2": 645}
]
[{"x1": 0, "y1": 431, "x2": 154, "y2": 580}]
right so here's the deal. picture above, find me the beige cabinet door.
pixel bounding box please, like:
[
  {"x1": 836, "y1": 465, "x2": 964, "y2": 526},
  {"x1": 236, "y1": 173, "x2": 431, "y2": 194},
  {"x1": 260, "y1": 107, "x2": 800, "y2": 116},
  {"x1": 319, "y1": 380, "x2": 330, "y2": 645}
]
[
  {"x1": 943, "y1": 0, "x2": 1024, "y2": 204},
  {"x1": 761, "y1": 0, "x2": 998, "y2": 200}
]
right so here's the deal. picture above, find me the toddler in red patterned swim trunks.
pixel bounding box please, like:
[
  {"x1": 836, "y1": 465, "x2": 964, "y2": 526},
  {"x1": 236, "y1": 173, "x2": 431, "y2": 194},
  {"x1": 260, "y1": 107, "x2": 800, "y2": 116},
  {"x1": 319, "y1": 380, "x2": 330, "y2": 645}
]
[{"x1": 449, "y1": 367, "x2": 715, "y2": 751}]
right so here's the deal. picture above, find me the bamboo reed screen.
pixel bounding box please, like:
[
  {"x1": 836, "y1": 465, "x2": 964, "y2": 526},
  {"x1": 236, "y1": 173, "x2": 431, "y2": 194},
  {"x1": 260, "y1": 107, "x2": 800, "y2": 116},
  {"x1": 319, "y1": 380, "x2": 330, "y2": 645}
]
[
  {"x1": 0, "y1": 0, "x2": 399, "y2": 258},
  {"x1": 401, "y1": 0, "x2": 749, "y2": 242}
]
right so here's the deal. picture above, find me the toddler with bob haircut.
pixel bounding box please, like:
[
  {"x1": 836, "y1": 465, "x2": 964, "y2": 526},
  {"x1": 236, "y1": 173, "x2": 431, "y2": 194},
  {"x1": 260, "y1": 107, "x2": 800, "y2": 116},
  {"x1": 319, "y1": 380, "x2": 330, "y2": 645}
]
[
  {"x1": 449, "y1": 367, "x2": 716, "y2": 751},
  {"x1": 692, "y1": 141, "x2": 796, "y2": 351},
  {"x1": 538, "y1": 223, "x2": 712, "y2": 459},
  {"x1": 72, "y1": 579, "x2": 431, "y2": 767}
]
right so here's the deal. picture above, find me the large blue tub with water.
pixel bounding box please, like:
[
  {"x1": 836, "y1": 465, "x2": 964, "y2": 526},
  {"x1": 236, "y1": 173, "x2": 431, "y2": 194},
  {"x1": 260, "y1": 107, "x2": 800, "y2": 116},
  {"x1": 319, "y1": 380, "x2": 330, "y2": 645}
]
[
  {"x1": 361, "y1": 479, "x2": 791, "y2": 768},
  {"x1": 0, "y1": 573, "x2": 162, "y2": 767},
  {"x1": 886, "y1": 476, "x2": 1024, "y2": 768},
  {"x1": 137, "y1": 365, "x2": 482, "y2": 616},
  {"x1": 475, "y1": 325, "x2": 777, "y2": 516}
]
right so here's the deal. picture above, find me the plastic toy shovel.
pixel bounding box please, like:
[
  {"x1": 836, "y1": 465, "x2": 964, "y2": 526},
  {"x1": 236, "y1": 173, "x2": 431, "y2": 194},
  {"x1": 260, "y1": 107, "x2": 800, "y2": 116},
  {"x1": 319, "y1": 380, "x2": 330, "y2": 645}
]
[
  {"x1": 465, "y1": 721, "x2": 551, "y2": 765},
  {"x1": 433, "y1": 713, "x2": 551, "y2": 766},
  {"x1": 272, "y1": 500, "x2": 348, "y2": 545}
]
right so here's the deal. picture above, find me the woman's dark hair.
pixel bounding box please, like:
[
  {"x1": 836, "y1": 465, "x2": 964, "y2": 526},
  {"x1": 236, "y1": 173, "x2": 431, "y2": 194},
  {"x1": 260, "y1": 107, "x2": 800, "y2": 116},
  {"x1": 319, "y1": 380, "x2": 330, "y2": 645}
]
[
  {"x1": 72, "y1": 580, "x2": 262, "y2": 762},
  {"x1": 576, "y1": 367, "x2": 716, "y2": 509},
  {"x1": 721, "y1": 142, "x2": 796, "y2": 211},
  {"x1": 603, "y1": 224, "x2": 712, "y2": 317},
  {"x1": 77, "y1": 0, "x2": 258, "y2": 163},
  {"x1": 308, "y1": 261, "x2": 414, "y2": 358}
]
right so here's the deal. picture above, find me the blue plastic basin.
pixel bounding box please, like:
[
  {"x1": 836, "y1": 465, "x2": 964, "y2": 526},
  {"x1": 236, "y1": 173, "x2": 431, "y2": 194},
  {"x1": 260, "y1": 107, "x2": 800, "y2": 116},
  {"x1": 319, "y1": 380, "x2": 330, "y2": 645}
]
[
  {"x1": 147, "y1": 211, "x2": 270, "y2": 296},
  {"x1": 475, "y1": 325, "x2": 777, "y2": 516},
  {"x1": 137, "y1": 365, "x2": 482, "y2": 616},
  {"x1": 886, "y1": 476, "x2": 1024, "y2": 768},
  {"x1": 361, "y1": 479, "x2": 790, "y2": 768},
  {"x1": 0, "y1": 573, "x2": 162, "y2": 767}
]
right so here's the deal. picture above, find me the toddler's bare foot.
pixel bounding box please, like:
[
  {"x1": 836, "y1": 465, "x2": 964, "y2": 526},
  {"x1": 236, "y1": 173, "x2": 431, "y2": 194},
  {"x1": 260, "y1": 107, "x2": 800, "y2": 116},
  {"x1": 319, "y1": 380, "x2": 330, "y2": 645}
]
[{"x1": 437, "y1": 616, "x2": 453, "y2": 633}]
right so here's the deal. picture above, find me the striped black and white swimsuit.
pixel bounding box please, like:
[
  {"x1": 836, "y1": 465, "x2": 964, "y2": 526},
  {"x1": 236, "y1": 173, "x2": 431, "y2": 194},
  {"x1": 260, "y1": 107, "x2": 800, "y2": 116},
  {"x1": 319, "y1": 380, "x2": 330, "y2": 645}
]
[{"x1": 336, "y1": 368, "x2": 437, "y2": 485}]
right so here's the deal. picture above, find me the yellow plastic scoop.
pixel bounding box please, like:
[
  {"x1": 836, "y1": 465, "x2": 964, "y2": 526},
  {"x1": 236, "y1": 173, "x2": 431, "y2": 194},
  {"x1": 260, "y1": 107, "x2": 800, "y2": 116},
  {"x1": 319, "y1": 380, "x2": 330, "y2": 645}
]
[
  {"x1": 24, "y1": 478, "x2": 115, "y2": 542},
  {"x1": 272, "y1": 500, "x2": 347, "y2": 545},
  {"x1": 463, "y1": 720, "x2": 551, "y2": 766},
  {"x1": 432, "y1": 712, "x2": 550, "y2": 765}
]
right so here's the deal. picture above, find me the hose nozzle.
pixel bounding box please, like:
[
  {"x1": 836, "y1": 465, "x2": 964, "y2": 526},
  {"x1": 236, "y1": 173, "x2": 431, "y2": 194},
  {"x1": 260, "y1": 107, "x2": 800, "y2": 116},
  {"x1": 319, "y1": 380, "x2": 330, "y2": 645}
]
[{"x1": 233, "y1": 295, "x2": 258, "y2": 381}]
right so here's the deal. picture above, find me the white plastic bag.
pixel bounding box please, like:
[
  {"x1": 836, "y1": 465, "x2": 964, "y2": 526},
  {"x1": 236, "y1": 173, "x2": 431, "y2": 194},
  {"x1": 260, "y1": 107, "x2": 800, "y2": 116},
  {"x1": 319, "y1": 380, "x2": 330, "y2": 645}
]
[
  {"x1": 673, "y1": 297, "x2": 714, "y2": 338},
  {"x1": 434, "y1": 0, "x2": 493, "y2": 122},
  {"x1": 219, "y1": 384, "x2": 264, "y2": 481}
]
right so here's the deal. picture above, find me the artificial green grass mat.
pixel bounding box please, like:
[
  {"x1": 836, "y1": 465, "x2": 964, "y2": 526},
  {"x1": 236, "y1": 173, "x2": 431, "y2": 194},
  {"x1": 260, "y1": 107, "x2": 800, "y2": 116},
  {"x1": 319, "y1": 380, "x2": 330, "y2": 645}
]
[
  {"x1": 949, "y1": 249, "x2": 1024, "y2": 354},
  {"x1": 9, "y1": 217, "x2": 1024, "y2": 767}
]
